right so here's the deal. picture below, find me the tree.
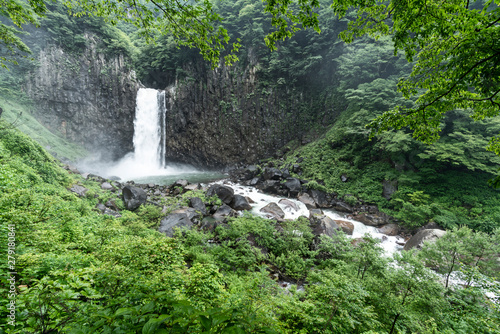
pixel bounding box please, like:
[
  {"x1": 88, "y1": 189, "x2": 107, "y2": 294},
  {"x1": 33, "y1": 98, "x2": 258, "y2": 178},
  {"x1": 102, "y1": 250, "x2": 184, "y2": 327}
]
[
  {"x1": 262, "y1": 0, "x2": 500, "y2": 181},
  {"x1": 0, "y1": 0, "x2": 240, "y2": 68}
]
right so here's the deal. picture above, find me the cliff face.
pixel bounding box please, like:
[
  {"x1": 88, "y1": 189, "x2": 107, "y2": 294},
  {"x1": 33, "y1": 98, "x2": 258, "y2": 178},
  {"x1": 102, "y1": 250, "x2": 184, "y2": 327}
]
[
  {"x1": 25, "y1": 33, "x2": 140, "y2": 161},
  {"x1": 161, "y1": 56, "x2": 339, "y2": 168}
]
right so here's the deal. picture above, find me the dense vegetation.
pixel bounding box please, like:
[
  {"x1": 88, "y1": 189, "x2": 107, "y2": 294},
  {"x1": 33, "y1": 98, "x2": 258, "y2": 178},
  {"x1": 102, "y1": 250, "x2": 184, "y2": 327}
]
[{"x1": 0, "y1": 125, "x2": 498, "y2": 333}]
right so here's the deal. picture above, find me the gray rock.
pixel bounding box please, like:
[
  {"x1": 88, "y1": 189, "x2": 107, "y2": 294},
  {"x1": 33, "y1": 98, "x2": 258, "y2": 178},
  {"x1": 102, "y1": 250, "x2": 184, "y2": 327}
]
[
  {"x1": 104, "y1": 208, "x2": 122, "y2": 218},
  {"x1": 263, "y1": 167, "x2": 282, "y2": 180},
  {"x1": 256, "y1": 180, "x2": 281, "y2": 194},
  {"x1": 213, "y1": 204, "x2": 236, "y2": 219},
  {"x1": 122, "y1": 185, "x2": 147, "y2": 211},
  {"x1": 69, "y1": 185, "x2": 88, "y2": 197},
  {"x1": 283, "y1": 178, "x2": 302, "y2": 196},
  {"x1": 378, "y1": 224, "x2": 400, "y2": 236},
  {"x1": 158, "y1": 213, "x2": 193, "y2": 237},
  {"x1": 95, "y1": 203, "x2": 106, "y2": 213},
  {"x1": 248, "y1": 177, "x2": 260, "y2": 186},
  {"x1": 185, "y1": 184, "x2": 199, "y2": 191},
  {"x1": 260, "y1": 202, "x2": 285, "y2": 220},
  {"x1": 341, "y1": 174, "x2": 348, "y2": 182},
  {"x1": 404, "y1": 229, "x2": 447, "y2": 250},
  {"x1": 231, "y1": 195, "x2": 252, "y2": 211},
  {"x1": 298, "y1": 193, "x2": 317, "y2": 209},
  {"x1": 292, "y1": 164, "x2": 300, "y2": 173},
  {"x1": 173, "y1": 179, "x2": 189, "y2": 188},
  {"x1": 333, "y1": 201, "x2": 353, "y2": 213},
  {"x1": 101, "y1": 182, "x2": 114, "y2": 190},
  {"x1": 278, "y1": 199, "x2": 299, "y2": 212},
  {"x1": 189, "y1": 197, "x2": 207, "y2": 215},
  {"x1": 206, "y1": 184, "x2": 235, "y2": 205},
  {"x1": 352, "y1": 212, "x2": 390, "y2": 226},
  {"x1": 382, "y1": 180, "x2": 398, "y2": 200},
  {"x1": 310, "y1": 215, "x2": 340, "y2": 237},
  {"x1": 309, "y1": 189, "x2": 330, "y2": 208}
]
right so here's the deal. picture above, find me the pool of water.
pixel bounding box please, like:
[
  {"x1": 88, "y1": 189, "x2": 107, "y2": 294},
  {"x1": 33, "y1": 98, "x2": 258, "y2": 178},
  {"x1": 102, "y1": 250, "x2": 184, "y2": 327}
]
[{"x1": 131, "y1": 171, "x2": 227, "y2": 186}]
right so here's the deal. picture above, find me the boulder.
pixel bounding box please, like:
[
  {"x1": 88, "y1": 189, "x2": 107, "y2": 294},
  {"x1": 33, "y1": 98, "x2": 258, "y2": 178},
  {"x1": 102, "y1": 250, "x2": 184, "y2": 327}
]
[
  {"x1": 158, "y1": 213, "x2": 193, "y2": 237},
  {"x1": 281, "y1": 169, "x2": 291, "y2": 179},
  {"x1": 260, "y1": 202, "x2": 285, "y2": 220},
  {"x1": 403, "y1": 229, "x2": 447, "y2": 251},
  {"x1": 189, "y1": 197, "x2": 207, "y2": 215},
  {"x1": 248, "y1": 177, "x2": 260, "y2": 186},
  {"x1": 101, "y1": 182, "x2": 114, "y2": 190},
  {"x1": 382, "y1": 180, "x2": 398, "y2": 200},
  {"x1": 243, "y1": 165, "x2": 259, "y2": 180},
  {"x1": 278, "y1": 199, "x2": 299, "y2": 212},
  {"x1": 333, "y1": 201, "x2": 353, "y2": 213},
  {"x1": 172, "y1": 207, "x2": 201, "y2": 221},
  {"x1": 69, "y1": 185, "x2": 88, "y2": 198},
  {"x1": 231, "y1": 195, "x2": 252, "y2": 211},
  {"x1": 292, "y1": 164, "x2": 300, "y2": 173},
  {"x1": 256, "y1": 180, "x2": 281, "y2": 194},
  {"x1": 352, "y1": 212, "x2": 390, "y2": 226},
  {"x1": 95, "y1": 203, "x2": 106, "y2": 213},
  {"x1": 310, "y1": 215, "x2": 340, "y2": 238},
  {"x1": 378, "y1": 224, "x2": 400, "y2": 236},
  {"x1": 206, "y1": 184, "x2": 235, "y2": 205},
  {"x1": 185, "y1": 184, "x2": 200, "y2": 191},
  {"x1": 334, "y1": 220, "x2": 355, "y2": 235},
  {"x1": 105, "y1": 200, "x2": 120, "y2": 211},
  {"x1": 263, "y1": 167, "x2": 282, "y2": 180},
  {"x1": 172, "y1": 179, "x2": 189, "y2": 188},
  {"x1": 309, "y1": 189, "x2": 330, "y2": 208},
  {"x1": 283, "y1": 178, "x2": 302, "y2": 196},
  {"x1": 213, "y1": 204, "x2": 236, "y2": 219},
  {"x1": 298, "y1": 193, "x2": 317, "y2": 209},
  {"x1": 122, "y1": 185, "x2": 147, "y2": 211}
]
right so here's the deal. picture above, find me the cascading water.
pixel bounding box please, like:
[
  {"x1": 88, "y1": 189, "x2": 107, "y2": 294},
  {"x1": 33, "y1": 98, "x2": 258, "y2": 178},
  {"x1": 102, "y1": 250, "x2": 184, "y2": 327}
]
[{"x1": 132, "y1": 88, "x2": 166, "y2": 170}]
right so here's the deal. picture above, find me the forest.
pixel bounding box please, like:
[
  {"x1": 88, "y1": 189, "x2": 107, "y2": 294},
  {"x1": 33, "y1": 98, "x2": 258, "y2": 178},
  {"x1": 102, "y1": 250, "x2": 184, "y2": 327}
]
[{"x1": 0, "y1": 0, "x2": 500, "y2": 333}]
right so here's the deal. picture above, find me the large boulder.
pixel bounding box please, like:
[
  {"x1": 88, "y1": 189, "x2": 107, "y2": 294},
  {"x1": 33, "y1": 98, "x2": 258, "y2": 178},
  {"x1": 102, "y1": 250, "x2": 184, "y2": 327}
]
[
  {"x1": 334, "y1": 220, "x2": 355, "y2": 235},
  {"x1": 206, "y1": 184, "x2": 234, "y2": 205},
  {"x1": 158, "y1": 213, "x2": 193, "y2": 237},
  {"x1": 309, "y1": 189, "x2": 330, "y2": 208},
  {"x1": 378, "y1": 224, "x2": 400, "y2": 236},
  {"x1": 189, "y1": 197, "x2": 207, "y2": 215},
  {"x1": 310, "y1": 215, "x2": 340, "y2": 238},
  {"x1": 260, "y1": 202, "x2": 285, "y2": 220},
  {"x1": 213, "y1": 204, "x2": 237, "y2": 219},
  {"x1": 332, "y1": 201, "x2": 353, "y2": 213},
  {"x1": 352, "y1": 212, "x2": 390, "y2": 226},
  {"x1": 298, "y1": 193, "x2": 317, "y2": 209},
  {"x1": 256, "y1": 180, "x2": 281, "y2": 194},
  {"x1": 279, "y1": 199, "x2": 299, "y2": 212},
  {"x1": 231, "y1": 195, "x2": 252, "y2": 211},
  {"x1": 172, "y1": 179, "x2": 189, "y2": 188},
  {"x1": 263, "y1": 167, "x2": 282, "y2": 180},
  {"x1": 283, "y1": 178, "x2": 302, "y2": 196},
  {"x1": 403, "y1": 229, "x2": 447, "y2": 250},
  {"x1": 122, "y1": 185, "x2": 147, "y2": 211}
]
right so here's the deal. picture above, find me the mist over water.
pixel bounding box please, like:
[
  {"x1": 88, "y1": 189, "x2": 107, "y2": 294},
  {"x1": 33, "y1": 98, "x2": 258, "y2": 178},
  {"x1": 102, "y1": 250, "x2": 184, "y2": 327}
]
[{"x1": 77, "y1": 88, "x2": 226, "y2": 184}]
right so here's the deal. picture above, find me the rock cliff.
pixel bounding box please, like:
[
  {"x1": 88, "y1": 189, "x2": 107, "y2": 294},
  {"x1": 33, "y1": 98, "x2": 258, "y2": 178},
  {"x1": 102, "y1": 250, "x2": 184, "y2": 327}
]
[{"x1": 25, "y1": 33, "x2": 140, "y2": 160}]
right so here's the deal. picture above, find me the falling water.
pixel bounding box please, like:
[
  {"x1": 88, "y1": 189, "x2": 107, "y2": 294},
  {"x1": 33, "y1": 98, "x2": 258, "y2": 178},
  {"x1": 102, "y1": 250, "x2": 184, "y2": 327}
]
[{"x1": 133, "y1": 88, "x2": 165, "y2": 169}]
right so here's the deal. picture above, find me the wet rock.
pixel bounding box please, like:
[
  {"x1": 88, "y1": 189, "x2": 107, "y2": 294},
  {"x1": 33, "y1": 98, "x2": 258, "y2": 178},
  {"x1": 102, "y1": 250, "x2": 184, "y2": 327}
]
[
  {"x1": 309, "y1": 189, "x2": 330, "y2": 208},
  {"x1": 248, "y1": 177, "x2": 260, "y2": 186},
  {"x1": 158, "y1": 213, "x2": 193, "y2": 237},
  {"x1": 189, "y1": 197, "x2": 207, "y2": 215},
  {"x1": 298, "y1": 193, "x2": 317, "y2": 209},
  {"x1": 278, "y1": 199, "x2": 299, "y2": 212},
  {"x1": 69, "y1": 185, "x2": 88, "y2": 197},
  {"x1": 310, "y1": 215, "x2": 340, "y2": 238},
  {"x1": 283, "y1": 178, "x2": 302, "y2": 196},
  {"x1": 173, "y1": 179, "x2": 189, "y2": 188},
  {"x1": 257, "y1": 180, "x2": 281, "y2": 194},
  {"x1": 231, "y1": 195, "x2": 252, "y2": 211},
  {"x1": 334, "y1": 220, "x2": 354, "y2": 235},
  {"x1": 378, "y1": 224, "x2": 400, "y2": 236},
  {"x1": 309, "y1": 208, "x2": 324, "y2": 216},
  {"x1": 382, "y1": 180, "x2": 398, "y2": 200},
  {"x1": 352, "y1": 212, "x2": 390, "y2": 226},
  {"x1": 260, "y1": 202, "x2": 285, "y2": 220},
  {"x1": 206, "y1": 184, "x2": 235, "y2": 205},
  {"x1": 122, "y1": 185, "x2": 147, "y2": 211},
  {"x1": 332, "y1": 201, "x2": 353, "y2": 213},
  {"x1": 246, "y1": 196, "x2": 256, "y2": 204},
  {"x1": 403, "y1": 229, "x2": 447, "y2": 251}
]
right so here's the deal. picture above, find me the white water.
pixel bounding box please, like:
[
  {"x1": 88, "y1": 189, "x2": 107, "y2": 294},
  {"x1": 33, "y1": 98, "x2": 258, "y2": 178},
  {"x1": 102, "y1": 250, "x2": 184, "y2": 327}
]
[{"x1": 219, "y1": 181, "x2": 404, "y2": 256}]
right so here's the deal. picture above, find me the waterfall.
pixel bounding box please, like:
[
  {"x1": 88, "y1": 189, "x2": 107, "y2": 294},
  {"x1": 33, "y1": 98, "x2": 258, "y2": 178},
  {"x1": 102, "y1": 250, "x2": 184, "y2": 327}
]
[{"x1": 132, "y1": 88, "x2": 166, "y2": 170}]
